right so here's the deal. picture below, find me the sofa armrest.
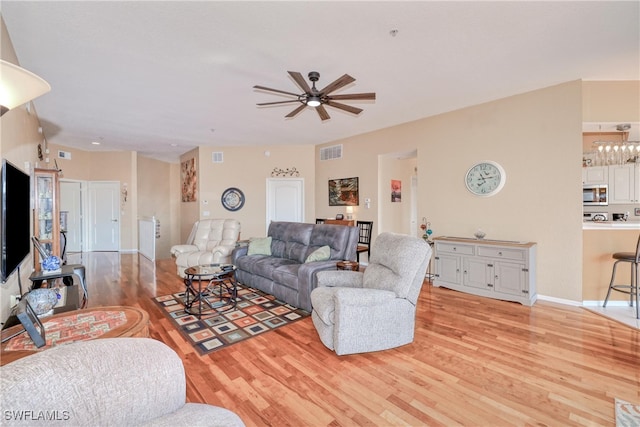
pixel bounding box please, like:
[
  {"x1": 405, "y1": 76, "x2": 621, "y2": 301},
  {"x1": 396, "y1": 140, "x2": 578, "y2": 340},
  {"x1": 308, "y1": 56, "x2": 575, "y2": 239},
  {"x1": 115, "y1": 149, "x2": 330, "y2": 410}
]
[
  {"x1": 297, "y1": 260, "x2": 346, "y2": 312},
  {"x1": 232, "y1": 245, "x2": 248, "y2": 264},
  {"x1": 170, "y1": 244, "x2": 198, "y2": 257},
  {"x1": 316, "y1": 270, "x2": 364, "y2": 288},
  {"x1": 334, "y1": 287, "x2": 397, "y2": 307},
  {"x1": 211, "y1": 244, "x2": 235, "y2": 258}
]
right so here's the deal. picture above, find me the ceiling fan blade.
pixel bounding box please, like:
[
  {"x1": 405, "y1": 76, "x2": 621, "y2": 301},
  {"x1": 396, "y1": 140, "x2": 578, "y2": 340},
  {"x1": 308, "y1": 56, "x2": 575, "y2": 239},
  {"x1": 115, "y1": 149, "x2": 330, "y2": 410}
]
[
  {"x1": 288, "y1": 71, "x2": 312, "y2": 93},
  {"x1": 253, "y1": 85, "x2": 300, "y2": 97},
  {"x1": 325, "y1": 101, "x2": 363, "y2": 115},
  {"x1": 316, "y1": 105, "x2": 331, "y2": 121},
  {"x1": 285, "y1": 104, "x2": 307, "y2": 118},
  {"x1": 257, "y1": 100, "x2": 301, "y2": 106},
  {"x1": 319, "y1": 74, "x2": 355, "y2": 95},
  {"x1": 327, "y1": 92, "x2": 376, "y2": 101}
]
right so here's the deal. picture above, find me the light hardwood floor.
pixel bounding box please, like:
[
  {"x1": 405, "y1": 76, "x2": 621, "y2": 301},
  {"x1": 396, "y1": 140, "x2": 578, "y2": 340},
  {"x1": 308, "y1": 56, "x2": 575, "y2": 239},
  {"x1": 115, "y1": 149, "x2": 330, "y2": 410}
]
[{"x1": 71, "y1": 252, "x2": 638, "y2": 427}]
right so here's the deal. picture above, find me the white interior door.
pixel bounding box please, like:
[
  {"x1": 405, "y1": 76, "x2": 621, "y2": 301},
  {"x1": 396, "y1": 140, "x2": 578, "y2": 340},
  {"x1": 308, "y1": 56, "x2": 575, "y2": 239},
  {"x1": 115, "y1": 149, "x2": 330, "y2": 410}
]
[
  {"x1": 266, "y1": 178, "x2": 304, "y2": 231},
  {"x1": 87, "y1": 182, "x2": 120, "y2": 251},
  {"x1": 59, "y1": 180, "x2": 83, "y2": 252}
]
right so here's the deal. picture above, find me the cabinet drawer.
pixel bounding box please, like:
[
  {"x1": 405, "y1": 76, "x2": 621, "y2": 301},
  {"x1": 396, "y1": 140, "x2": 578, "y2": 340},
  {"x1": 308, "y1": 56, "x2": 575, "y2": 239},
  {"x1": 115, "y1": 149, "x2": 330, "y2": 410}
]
[
  {"x1": 436, "y1": 242, "x2": 474, "y2": 255},
  {"x1": 477, "y1": 246, "x2": 525, "y2": 261}
]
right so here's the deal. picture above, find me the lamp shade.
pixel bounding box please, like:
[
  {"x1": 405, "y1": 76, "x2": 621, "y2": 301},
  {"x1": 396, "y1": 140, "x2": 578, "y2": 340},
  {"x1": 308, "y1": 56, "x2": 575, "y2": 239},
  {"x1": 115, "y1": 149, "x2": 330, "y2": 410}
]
[
  {"x1": 345, "y1": 206, "x2": 354, "y2": 214},
  {"x1": 0, "y1": 60, "x2": 51, "y2": 116}
]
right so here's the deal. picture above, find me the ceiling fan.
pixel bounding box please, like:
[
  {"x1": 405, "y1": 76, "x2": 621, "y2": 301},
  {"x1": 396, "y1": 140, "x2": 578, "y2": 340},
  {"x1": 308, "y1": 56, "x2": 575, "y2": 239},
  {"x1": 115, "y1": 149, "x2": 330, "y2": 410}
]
[{"x1": 253, "y1": 71, "x2": 376, "y2": 121}]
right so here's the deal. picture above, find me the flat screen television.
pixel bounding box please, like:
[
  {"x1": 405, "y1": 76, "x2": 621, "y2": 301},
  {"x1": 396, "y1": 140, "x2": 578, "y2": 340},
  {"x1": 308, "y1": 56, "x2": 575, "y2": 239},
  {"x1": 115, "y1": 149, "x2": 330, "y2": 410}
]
[{"x1": 1, "y1": 159, "x2": 31, "y2": 283}]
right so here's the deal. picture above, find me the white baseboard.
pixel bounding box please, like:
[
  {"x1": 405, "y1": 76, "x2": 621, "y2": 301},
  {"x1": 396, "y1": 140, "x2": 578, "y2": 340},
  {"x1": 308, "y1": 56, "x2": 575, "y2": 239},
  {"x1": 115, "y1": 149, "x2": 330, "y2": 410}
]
[
  {"x1": 582, "y1": 300, "x2": 636, "y2": 307},
  {"x1": 536, "y1": 294, "x2": 582, "y2": 306},
  {"x1": 538, "y1": 295, "x2": 634, "y2": 308}
]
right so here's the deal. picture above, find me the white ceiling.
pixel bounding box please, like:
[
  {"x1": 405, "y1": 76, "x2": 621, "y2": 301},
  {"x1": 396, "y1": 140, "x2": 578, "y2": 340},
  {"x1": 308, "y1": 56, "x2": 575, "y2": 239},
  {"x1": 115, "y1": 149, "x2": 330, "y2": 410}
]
[{"x1": 2, "y1": 1, "x2": 639, "y2": 163}]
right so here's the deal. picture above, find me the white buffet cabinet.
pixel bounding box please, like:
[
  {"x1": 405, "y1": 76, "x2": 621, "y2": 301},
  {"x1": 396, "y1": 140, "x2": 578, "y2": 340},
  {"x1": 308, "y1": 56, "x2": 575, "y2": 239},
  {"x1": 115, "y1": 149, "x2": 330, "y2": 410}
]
[{"x1": 432, "y1": 236, "x2": 537, "y2": 306}]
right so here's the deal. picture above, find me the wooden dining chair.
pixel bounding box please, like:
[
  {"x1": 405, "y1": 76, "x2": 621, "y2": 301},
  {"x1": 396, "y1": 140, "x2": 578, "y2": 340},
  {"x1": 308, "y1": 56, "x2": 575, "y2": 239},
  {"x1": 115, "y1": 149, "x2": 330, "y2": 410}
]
[{"x1": 356, "y1": 221, "x2": 373, "y2": 262}]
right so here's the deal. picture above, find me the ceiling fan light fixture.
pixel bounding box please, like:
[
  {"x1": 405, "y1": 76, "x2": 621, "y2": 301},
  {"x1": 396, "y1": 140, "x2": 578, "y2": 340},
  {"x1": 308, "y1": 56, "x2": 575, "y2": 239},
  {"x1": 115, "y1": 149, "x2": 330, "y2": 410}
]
[{"x1": 306, "y1": 96, "x2": 321, "y2": 107}]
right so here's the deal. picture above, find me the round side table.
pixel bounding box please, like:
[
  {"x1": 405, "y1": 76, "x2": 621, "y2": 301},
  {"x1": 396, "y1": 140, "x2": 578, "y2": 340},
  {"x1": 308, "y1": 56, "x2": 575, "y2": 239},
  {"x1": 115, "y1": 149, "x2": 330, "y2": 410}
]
[{"x1": 337, "y1": 261, "x2": 359, "y2": 271}]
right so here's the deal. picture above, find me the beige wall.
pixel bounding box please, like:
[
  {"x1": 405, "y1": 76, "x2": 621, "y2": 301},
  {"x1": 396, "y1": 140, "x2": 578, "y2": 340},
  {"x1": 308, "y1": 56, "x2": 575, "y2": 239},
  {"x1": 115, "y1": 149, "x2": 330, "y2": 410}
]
[
  {"x1": 137, "y1": 156, "x2": 177, "y2": 259},
  {"x1": 317, "y1": 81, "x2": 584, "y2": 301},
  {"x1": 379, "y1": 155, "x2": 417, "y2": 236},
  {"x1": 0, "y1": 17, "x2": 45, "y2": 322},
  {"x1": 583, "y1": 81, "x2": 640, "y2": 122},
  {"x1": 186, "y1": 145, "x2": 316, "y2": 241},
  {"x1": 49, "y1": 144, "x2": 138, "y2": 251}
]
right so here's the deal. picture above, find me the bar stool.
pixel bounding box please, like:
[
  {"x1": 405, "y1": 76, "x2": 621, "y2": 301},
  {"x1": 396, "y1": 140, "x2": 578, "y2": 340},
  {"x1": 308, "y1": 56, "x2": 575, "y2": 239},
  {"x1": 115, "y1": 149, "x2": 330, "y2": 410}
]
[{"x1": 603, "y1": 233, "x2": 640, "y2": 319}]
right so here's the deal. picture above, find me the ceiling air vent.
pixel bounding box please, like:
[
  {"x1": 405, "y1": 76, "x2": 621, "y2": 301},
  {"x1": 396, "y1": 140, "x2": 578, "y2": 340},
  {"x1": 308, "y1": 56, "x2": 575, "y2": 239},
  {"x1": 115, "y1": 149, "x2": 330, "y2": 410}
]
[
  {"x1": 320, "y1": 144, "x2": 342, "y2": 161},
  {"x1": 212, "y1": 152, "x2": 223, "y2": 163}
]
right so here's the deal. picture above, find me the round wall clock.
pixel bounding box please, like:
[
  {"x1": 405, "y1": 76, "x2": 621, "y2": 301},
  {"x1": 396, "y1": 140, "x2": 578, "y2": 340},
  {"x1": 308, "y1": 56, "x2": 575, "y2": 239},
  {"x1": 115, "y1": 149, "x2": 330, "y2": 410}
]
[
  {"x1": 221, "y1": 187, "x2": 245, "y2": 211},
  {"x1": 464, "y1": 161, "x2": 506, "y2": 197}
]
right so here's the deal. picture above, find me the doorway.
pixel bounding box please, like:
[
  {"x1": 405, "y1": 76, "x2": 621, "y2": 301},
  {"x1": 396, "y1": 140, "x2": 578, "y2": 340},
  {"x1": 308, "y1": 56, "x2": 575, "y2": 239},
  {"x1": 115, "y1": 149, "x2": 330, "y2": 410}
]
[
  {"x1": 60, "y1": 181, "x2": 122, "y2": 252},
  {"x1": 266, "y1": 178, "x2": 304, "y2": 231},
  {"x1": 87, "y1": 182, "x2": 120, "y2": 251},
  {"x1": 59, "y1": 181, "x2": 83, "y2": 253}
]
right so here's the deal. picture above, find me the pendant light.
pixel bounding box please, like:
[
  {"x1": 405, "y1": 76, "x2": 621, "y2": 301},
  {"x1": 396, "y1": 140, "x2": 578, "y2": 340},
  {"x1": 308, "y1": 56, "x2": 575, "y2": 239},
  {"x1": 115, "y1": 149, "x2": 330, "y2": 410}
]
[{"x1": 0, "y1": 60, "x2": 51, "y2": 116}]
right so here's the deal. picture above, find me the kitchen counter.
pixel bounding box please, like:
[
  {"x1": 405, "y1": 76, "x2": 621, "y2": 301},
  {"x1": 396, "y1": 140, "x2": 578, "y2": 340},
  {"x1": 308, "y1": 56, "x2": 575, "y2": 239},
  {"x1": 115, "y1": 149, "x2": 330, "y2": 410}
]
[
  {"x1": 583, "y1": 228, "x2": 638, "y2": 301},
  {"x1": 582, "y1": 221, "x2": 640, "y2": 230}
]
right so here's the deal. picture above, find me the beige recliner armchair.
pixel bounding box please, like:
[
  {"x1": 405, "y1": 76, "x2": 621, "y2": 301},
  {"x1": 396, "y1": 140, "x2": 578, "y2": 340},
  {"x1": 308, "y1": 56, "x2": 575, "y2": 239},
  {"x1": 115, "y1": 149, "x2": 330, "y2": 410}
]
[
  {"x1": 0, "y1": 338, "x2": 245, "y2": 426},
  {"x1": 171, "y1": 219, "x2": 241, "y2": 278},
  {"x1": 310, "y1": 232, "x2": 432, "y2": 355}
]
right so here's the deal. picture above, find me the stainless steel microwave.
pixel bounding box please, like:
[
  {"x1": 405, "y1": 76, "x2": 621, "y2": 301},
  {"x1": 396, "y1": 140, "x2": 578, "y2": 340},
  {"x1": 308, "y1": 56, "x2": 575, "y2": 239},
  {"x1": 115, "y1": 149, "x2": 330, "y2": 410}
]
[{"x1": 583, "y1": 184, "x2": 608, "y2": 206}]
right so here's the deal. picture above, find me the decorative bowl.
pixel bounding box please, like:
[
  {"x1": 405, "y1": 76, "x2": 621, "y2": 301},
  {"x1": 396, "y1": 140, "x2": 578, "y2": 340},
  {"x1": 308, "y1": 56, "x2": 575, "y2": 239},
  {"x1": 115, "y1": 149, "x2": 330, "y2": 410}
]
[
  {"x1": 26, "y1": 288, "x2": 59, "y2": 315},
  {"x1": 42, "y1": 255, "x2": 61, "y2": 271},
  {"x1": 474, "y1": 230, "x2": 486, "y2": 240}
]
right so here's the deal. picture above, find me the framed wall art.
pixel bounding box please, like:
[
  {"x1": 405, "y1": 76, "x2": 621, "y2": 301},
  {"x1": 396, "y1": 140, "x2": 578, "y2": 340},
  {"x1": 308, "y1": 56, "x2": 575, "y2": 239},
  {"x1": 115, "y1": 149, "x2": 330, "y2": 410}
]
[
  {"x1": 391, "y1": 179, "x2": 402, "y2": 202},
  {"x1": 181, "y1": 158, "x2": 197, "y2": 202},
  {"x1": 328, "y1": 177, "x2": 359, "y2": 206}
]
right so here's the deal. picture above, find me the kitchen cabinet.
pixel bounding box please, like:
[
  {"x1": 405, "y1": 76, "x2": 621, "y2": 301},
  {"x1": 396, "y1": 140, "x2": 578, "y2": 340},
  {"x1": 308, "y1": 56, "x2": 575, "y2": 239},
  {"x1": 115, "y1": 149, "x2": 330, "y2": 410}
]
[
  {"x1": 433, "y1": 236, "x2": 537, "y2": 306},
  {"x1": 608, "y1": 163, "x2": 639, "y2": 204},
  {"x1": 582, "y1": 166, "x2": 608, "y2": 185},
  {"x1": 33, "y1": 168, "x2": 60, "y2": 269}
]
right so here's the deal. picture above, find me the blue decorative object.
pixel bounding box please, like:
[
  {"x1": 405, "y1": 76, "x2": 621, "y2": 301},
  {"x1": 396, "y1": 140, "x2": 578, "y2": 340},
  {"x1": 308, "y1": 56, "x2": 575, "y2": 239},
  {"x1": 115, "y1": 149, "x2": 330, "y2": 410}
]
[
  {"x1": 420, "y1": 218, "x2": 433, "y2": 242},
  {"x1": 42, "y1": 255, "x2": 61, "y2": 271}
]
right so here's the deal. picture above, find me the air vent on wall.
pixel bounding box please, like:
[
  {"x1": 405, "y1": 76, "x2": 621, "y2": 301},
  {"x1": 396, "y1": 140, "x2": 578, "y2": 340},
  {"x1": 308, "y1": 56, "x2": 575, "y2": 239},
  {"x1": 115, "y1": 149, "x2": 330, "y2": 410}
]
[
  {"x1": 212, "y1": 152, "x2": 223, "y2": 163},
  {"x1": 320, "y1": 144, "x2": 343, "y2": 161}
]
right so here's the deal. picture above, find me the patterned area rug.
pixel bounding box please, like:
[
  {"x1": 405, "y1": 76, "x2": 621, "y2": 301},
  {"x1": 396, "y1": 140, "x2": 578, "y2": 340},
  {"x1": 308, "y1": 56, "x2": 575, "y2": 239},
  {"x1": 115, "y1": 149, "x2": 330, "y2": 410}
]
[
  {"x1": 5, "y1": 311, "x2": 126, "y2": 351},
  {"x1": 616, "y1": 398, "x2": 640, "y2": 427},
  {"x1": 153, "y1": 284, "x2": 309, "y2": 355}
]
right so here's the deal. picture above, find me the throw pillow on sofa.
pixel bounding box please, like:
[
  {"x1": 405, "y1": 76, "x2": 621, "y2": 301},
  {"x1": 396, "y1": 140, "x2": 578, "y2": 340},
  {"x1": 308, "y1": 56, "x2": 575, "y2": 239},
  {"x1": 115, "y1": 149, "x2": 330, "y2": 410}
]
[
  {"x1": 305, "y1": 245, "x2": 331, "y2": 263},
  {"x1": 248, "y1": 236, "x2": 272, "y2": 255}
]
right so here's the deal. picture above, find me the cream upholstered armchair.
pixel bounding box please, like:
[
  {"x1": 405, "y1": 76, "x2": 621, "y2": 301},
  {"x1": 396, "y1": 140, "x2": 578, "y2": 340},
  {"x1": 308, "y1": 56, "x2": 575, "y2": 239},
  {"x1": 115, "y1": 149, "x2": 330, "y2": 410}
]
[
  {"x1": 310, "y1": 232, "x2": 432, "y2": 355},
  {"x1": 171, "y1": 219, "x2": 241, "y2": 278}
]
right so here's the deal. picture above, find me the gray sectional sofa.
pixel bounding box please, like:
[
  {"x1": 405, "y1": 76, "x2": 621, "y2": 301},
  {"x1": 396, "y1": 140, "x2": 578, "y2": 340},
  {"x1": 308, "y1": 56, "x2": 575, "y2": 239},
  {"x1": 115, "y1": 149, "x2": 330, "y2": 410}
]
[{"x1": 232, "y1": 221, "x2": 359, "y2": 312}]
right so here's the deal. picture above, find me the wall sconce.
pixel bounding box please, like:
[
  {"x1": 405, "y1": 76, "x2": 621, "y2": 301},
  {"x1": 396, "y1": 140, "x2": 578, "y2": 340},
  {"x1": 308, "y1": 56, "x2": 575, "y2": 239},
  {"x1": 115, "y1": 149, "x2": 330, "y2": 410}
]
[
  {"x1": 0, "y1": 60, "x2": 51, "y2": 116},
  {"x1": 121, "y1": 183, "x2": 128, "y2": 204},
  {"x1": 346, "y1": 206, "x2": 354, "y2": 220}
]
